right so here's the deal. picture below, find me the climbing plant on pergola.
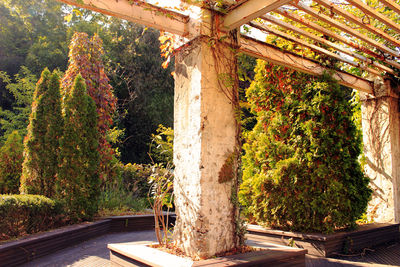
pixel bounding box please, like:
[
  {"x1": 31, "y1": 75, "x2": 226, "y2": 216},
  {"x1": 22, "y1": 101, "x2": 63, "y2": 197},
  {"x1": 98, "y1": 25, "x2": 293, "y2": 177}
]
[{"x1": 58, "y1": 0, "x2": 400, "y2": 259}]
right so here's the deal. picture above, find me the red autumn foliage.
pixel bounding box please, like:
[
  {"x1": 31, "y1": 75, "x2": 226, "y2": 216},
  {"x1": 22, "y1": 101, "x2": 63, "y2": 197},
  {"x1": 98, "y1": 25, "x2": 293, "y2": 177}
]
[{"x1": 62, "y1": 32, "x2": 117, "y2": 183}]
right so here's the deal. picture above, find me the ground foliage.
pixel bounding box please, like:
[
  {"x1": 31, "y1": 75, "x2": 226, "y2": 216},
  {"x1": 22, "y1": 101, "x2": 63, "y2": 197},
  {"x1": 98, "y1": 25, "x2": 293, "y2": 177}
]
[
  {"x1": 119, "y1": 163, "x2": 152, "y2": 198},
  {"x1": 58, "y1": 74, "x2": 100, "y2": 221},
  {"x1": 240, "y1": 61, "x2": 372, "y2": 233},
  {"x1": 62, "y1": 32, "x2": 117, "y2": 183},
  {"x1": 20, "y1": 69, "x2": 63, "y2": 198},
  {"x1": 0, "y1": 131, "x2": 23, "y2": 194}
]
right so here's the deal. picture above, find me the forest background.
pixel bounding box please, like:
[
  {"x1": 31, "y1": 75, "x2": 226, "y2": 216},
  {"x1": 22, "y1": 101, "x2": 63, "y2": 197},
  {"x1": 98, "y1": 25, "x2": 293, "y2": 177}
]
[{"x1": 0, "y1": 0, "x2": 177, "y2": 164}]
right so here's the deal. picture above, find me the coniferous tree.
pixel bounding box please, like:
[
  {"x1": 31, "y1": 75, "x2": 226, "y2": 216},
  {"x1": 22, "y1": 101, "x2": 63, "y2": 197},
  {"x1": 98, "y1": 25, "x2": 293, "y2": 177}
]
[
  {"x1": 62, "y1": 32, "x2": 116, "y2": 183},
  {"x1": 20, "y1": 69, "x2": 63, "y2": 197},
  {"x1": 58, "y1": 74, "x2": 100, "y2": 220},
  {"x1": 0, "y1": 131, "x2": 23, "y2": 194},
  {"x1": 240, "y1": 61, "x2": 371, "y2": 233}
]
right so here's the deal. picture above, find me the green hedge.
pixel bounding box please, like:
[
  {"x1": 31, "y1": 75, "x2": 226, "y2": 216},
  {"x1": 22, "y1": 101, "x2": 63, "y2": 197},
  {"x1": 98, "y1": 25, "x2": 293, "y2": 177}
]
[{"x1": 0, "y1": 194, "x2": 65, "y2": 240}]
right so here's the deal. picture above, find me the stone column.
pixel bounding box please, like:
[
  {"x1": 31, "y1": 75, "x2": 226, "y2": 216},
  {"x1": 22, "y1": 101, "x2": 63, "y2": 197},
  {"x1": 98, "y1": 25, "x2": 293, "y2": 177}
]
[
  {"x1": 172, "y1": 12, "x2": 240, "y2": 258},
  {"x1": 361, "y1": 77, "x2": 400, "y2": 223}
]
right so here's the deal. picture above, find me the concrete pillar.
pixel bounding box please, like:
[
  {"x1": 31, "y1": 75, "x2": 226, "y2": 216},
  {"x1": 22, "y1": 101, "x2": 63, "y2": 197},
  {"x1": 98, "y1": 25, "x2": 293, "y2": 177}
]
[
  {"x1": 361, "y1": 77, "x2": 400, "y2": 223},
  {"x1": 172, "y1": 15, "x2": 240, "y2": 258}
]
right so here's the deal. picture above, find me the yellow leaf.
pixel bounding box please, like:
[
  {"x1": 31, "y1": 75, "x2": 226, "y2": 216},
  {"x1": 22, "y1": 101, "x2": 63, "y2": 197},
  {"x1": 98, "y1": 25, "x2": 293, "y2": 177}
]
[
  {"x1": 64, "y1": 13, "x2": 73, "y2": 23},
  {"x1": 162, "y1": 58, "x2": 170, "y2": 69},
  {"x1": 159, "y1": 35, "x2": 169, "y2": 43}
]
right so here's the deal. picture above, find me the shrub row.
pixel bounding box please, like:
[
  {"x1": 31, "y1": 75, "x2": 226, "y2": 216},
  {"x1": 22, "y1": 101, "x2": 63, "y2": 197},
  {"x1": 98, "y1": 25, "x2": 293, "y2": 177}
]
[{"x1": 0, "y1": 194, "x2": 65, "y2": 240}]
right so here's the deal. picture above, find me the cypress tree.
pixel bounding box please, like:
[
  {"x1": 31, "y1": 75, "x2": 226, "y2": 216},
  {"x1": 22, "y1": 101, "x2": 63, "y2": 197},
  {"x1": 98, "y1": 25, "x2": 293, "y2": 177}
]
[
  {"x1": 58, "y1": 74, "x2": 100, "y2": 220},
  {"x1": 20, "y1": 69, "x2": 63, "y2": 197},
  {"x1": 62, "y1": 32, "x2": 116, "y2": 184},
  {"x1": 240, "y1": 61, "x2": 371, "y2": 233}
]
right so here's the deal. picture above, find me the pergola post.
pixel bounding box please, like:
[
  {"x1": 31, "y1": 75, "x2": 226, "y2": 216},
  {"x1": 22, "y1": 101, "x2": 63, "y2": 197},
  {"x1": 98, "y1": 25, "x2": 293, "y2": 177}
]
[
  {"x1": 361, "y1": 78, "x2": 400, "y2": 223},
  {"x1": 172, "y1": 9, "x2": 240, "y2": 259}
]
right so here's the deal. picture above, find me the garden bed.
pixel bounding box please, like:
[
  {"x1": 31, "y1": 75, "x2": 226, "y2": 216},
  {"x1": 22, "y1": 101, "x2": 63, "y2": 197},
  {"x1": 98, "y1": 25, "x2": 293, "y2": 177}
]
[
  {"x1": 108, "y1": 241, "x2": 307, "y2": 267},
  {"x1": 247, "y1": 223, "x2": 400, "y2": 257},
  {"x1": 0, "y1": 214, "x2": 175, "y2": 267}
]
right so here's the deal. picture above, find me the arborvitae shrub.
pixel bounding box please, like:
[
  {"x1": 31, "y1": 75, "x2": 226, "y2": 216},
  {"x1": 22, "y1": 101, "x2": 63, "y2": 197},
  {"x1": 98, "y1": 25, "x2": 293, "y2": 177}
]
[
  {"x1": 20, "y1": 69, "x2": 63, "y2": 197},
  {"x1": 58, "y1": 74, "x2": 100, "y2": 221},
  {"x1": 62, "y1": 32, "x2": 117, "y2": 184},
  {"x1": 0, "y1": 131, "x2": 23, "y2": 194},
  {"x1": 239, "y1": 61, "x2": 371, "y2": 233}
]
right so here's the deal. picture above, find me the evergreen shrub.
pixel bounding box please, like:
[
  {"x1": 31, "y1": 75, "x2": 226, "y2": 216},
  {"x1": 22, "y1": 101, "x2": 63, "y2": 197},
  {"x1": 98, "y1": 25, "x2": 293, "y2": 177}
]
[
  {"x1": 20, "y1": 69, "x2": 63, "y2": 197},
  {"x1": 0, "y1": 131, "x2": 23, "y2": 194},
  {"x1": 58, "y1": 74, "x2": 100, "y2": 221},
  {"x1": 239, "y1": 61, "x2": 372, "y2": 233},
  {"x1": 0, "y1": 194, "x2": 64, "y2": 240}
]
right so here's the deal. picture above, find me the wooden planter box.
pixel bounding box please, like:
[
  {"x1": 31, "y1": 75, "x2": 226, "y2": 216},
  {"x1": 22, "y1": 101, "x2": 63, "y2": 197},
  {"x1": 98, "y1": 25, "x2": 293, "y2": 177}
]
[
  {"x1": 110, "y1": 214, "x2": 176, "y2": 232},
  {"x1": 0, "y1": 214, "x2": 175, "y2": 267},
  {"x1": 108, "y1": 241, "x2": 307, "y2": 267},
  {"x1": 247, "y1": 223, "x2": 400, "y2": 257}
]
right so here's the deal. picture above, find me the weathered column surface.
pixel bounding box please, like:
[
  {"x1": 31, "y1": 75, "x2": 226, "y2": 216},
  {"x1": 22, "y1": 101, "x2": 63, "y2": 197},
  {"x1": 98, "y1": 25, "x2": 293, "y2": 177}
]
[
  {"x1": 172, "y1": 14, "x2": 239, "y2": 258},
  {"x1": 361, "y1": 78, "x2": 400, "y2": 223}
]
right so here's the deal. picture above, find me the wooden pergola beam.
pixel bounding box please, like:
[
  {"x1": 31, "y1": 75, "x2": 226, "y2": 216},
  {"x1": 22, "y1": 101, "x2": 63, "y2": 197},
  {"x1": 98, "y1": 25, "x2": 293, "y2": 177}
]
[
  {"x1": 275, "y1": 8, "x2": 398, "y2": 72},
  {"x1": 314, "y1": 0, "x2": 400, "y2": 48},
  {"x1": 249, "y1": 21, "x2": 382, "y2": 75},
  {"x1": 294, "y1": 2, "x2": 400, "y2": 58},
  {"x1": 223, "y1": 0, "x2": 292, "y2": 30},
  {"x1": 261, "y1": 14, "x2": 390, "y2": 75},
  {"x1": 346, "y1": 0, "x2": 400, "y2": 35},
  {"x1": 380, "y1": 0, "x2": 400, "y2": 15},
  {"x1": 58, "y1": 0, "x2": 189, "y2": 36},
  {"x1": 239, "y1": 35, "x2": 373, "y2": 93}
]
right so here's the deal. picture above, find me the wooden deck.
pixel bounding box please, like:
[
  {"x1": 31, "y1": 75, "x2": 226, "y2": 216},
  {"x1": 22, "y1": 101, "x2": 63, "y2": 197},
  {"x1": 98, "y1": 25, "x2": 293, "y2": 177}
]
[
  {"x1": 2, "y1": 215, "x2": 398, "y2": 267},
  {"x1": 14, "y1": 231, "x2": 400, "y2": 267}
]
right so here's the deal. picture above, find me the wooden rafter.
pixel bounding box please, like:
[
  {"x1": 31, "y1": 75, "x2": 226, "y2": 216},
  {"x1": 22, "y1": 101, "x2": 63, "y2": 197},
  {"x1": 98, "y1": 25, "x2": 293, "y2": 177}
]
[
  {"x1": 58, "y1": 0, "x2": 189, "y2": 36},
  {"x1": 314, "y1": 0, "x2": 400, "y2": 48},
  {"x1": 223, "y1": 0, "x2": 292, "y2": 30},
  {"x1": 294, "y1": 1, "x2": 400, "y2": 59},
  {"x1": 239, "y1": 35, "x2": 373, "y2": 93},
  {"x1": 380, "y1": 0, "x2": 400, "y2": 15},
  {"x1": 261, "y1": 14, "x2": 392, "y2": 74},
  {"x1": 249, "y1": 21, "x2": 382, "y2": 75},
  {"x1": 275, "y1": 8, "x2": 398, "y2": 72},
  {"x1": 276, "y1": 8, "x2": 400, "y2": 72},
  {"x1": 346, "y1": 0, "x2": 400, "y2": 35}
]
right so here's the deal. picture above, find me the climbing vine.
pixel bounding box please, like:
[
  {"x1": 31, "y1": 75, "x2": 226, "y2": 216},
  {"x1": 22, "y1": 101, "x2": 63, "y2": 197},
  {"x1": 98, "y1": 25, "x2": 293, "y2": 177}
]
[{"x1": 62, "y1": 32, "x2": 117, "y2": 184}]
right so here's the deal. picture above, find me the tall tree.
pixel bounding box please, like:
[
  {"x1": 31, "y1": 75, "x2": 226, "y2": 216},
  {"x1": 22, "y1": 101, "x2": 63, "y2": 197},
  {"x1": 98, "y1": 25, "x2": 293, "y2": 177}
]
[
  {"x1": 105, "y1": 24, "x2": 174, "y2": 163},
  {"x1": 58, "y1": 74, "x2": 99, "y2": 220},
  {"x1": 20, "y1": 69, "x2": 63, "y2": 197},
  {"x1": 62, "y1": 32, "x2": 116, "y2": 182},
  {"x1": 0, "y1": 67, "x2": 36, "y2": 143}
]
